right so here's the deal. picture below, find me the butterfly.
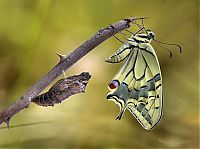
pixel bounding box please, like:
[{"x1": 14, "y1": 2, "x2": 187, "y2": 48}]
[{"x1": 106, "y1": 29, "x2": 163, "y2": 130}]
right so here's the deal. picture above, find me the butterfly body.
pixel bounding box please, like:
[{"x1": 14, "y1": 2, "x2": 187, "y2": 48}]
[{"x1": 106, "y1": 30, "x2": 162, "y2": 130}]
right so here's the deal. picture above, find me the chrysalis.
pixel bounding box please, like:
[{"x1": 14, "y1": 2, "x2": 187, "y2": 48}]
[
  {"x1": 31, "y1": 72, "x2": 91, "y2": 107},
  {"x1": 106, "y1": 30, "x2": 163, "y2": 130}
]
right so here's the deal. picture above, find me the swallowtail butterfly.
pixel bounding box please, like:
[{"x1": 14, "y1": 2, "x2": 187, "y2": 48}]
[{"x1": 106, "y1": 30, "x2": 163, "y2": 130}]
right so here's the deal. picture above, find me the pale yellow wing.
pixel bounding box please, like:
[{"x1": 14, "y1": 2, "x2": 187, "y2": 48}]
[
  {"x1": 105, "y1": 43, "x2": 132, "y2": 63},
  {"x1": 127, "y1": 43, "x2": 162, "y2": 130}
]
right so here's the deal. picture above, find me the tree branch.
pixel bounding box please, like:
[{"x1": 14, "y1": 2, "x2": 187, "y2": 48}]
[{"x1": 0, "y1": 16, "x2": 138, "y2": 127}]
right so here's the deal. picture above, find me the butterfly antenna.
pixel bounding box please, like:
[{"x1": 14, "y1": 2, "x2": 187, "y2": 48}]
[
  {"x1": 154, "y1": 41, "x2": 173, "y2": 58},
  {"x1": 154, "y1": 39, "x2": 182, "y2": 53}
]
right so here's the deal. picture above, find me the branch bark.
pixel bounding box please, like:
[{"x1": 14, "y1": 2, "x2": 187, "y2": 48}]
[{"x1": 0, "y1": 16, "x2": 138, "y2": 127}]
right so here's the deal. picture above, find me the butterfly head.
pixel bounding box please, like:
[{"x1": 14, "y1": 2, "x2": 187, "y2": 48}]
[{"x1": 146, "y1": 30, "x2": 155, "y2": 40}]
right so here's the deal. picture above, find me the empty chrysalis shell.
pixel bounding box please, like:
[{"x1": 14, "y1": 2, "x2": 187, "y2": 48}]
[{"x1": 31, "y1": 72, "x2": 91, "y2": 107}]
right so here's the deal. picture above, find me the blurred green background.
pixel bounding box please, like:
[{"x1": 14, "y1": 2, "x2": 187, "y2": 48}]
[{"x1": 0, "y1": 0, "x2": 199, "y2": 148}]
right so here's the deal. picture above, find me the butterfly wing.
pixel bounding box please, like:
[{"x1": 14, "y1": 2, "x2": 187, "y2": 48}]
[
  {"x1": 106, "y1": 43, "x2": 132, "y2": 63},
  {"x1": 127, "y1": 43, "x2": 163, "y2": 130},
  {"x1": 107, "y1": 43, "x2": 162, "y2": 130}
]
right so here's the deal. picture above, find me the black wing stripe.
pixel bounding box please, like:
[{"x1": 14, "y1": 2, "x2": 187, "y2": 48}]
[
  {"x1": 154, "y1": 74, "x2": 161, "y2": 82},
  {"x1": 123, "y1": 50, "x2": 138, "y2": 80},
  {"x1": 106, "y1": 46, "x2": 132, "y2": 63},
  {"x1": 156, "y1": 84, "x2": 162, "y2": 89},
  {"x1": 114, "y1": 47, "x2": 132, "y2": 56},
  {"x1": 140, "y1": 48, "x2": 155, "y2": 57}
]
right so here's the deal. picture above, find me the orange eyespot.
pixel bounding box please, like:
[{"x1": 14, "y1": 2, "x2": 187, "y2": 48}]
[{"x1": 108, "y1": 80, "x2": 119, "y2": 89}]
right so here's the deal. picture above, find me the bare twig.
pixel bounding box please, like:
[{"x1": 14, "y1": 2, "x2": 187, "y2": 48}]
[{"x1": 0, "y1": 16, "x2": 139, "y2": 128}]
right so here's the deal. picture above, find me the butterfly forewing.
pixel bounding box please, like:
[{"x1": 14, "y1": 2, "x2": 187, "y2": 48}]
[{"x1": 106, "y1": 42, "x2": 132, "y2": 63}]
